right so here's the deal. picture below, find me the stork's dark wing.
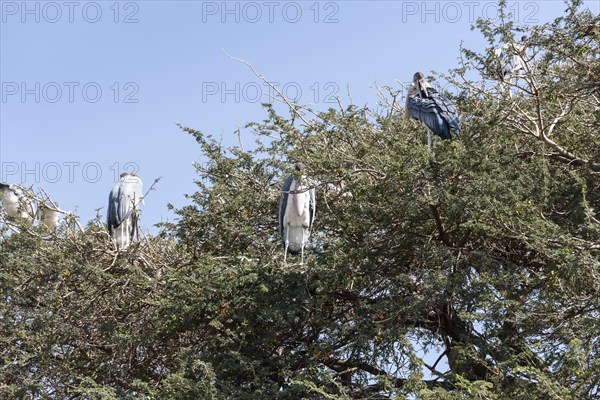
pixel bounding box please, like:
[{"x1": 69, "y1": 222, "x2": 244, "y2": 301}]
[
  {"x1": 308, "y1": 187, "x2": 316, "y2": 231},
  {"x1": 407, "y1": 96, "x2": 451, "y2": 139},
  {"x1": 429, "y1": 89, "x2": 461, "y2": 136},
  {"x1": 107, "y1": 184, "x2": 121, "y2": 234},
  {"x1": 279, "y1": 176, "x2": 293, "y2": 241},
  {"x1": 107, "y1": 194, "x2": 115, "y2": 234},
  {"x1": 108, "y1": 182, "x2": 130, "y2": 234}
]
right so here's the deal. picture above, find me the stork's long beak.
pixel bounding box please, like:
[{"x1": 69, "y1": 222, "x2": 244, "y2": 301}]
[{"x1": 417, "y1": 79, "x2": 428, "y2": 98}]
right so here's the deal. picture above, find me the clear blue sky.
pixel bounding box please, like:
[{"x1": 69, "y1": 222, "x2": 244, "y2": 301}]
[{"x1": 1, "y1": 0, "x2": 598, "y2": 230}]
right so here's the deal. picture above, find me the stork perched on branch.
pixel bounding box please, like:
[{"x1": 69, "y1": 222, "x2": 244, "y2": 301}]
[
  {"x1": 279, "y1": 163, "x2": 316, "y2": 264},
  {"x1": 491, "y1": 35, "x2": 530, "y2": 99},
  {"x1": 493, "y1": 35, "x2": 529, "y2": 83},
  {"x1": 0, "y1": 183, "x2": 36, "y2": 222},
  {"x1": 405, "y1": 72, "x2": 461, "y2": 150},
  {"x1": 107, "y1": 172, "x2": 144, "y2": 249}
]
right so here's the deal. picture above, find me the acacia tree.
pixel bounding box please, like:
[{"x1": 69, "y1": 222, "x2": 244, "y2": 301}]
[{"x1": 0, "y1": 1, "x2": 598, "y2": 398}]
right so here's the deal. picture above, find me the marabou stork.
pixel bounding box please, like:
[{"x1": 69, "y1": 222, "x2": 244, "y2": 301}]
[
  {"x1": 405, "y1": 72, "x2": 461, "y2": 150},
  {"x1": 107, "y1": 172, "x2": 144, "y2": 249},
  {"x1": 279, "y1": 163, "x2": 316, "y2": 264}
]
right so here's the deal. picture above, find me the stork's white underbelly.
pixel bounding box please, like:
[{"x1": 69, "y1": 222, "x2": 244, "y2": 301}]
[
  {"x1": 283, "y1": 181, "x2": 311, "y2": 253},
  {"x1": 113, "y1": 218, "x2": 133, "y2": 248}
]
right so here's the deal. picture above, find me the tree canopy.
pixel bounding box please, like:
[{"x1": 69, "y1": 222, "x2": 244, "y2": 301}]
[{"x1": 1, "y1": 1, "x2": 599, "y2": 398}]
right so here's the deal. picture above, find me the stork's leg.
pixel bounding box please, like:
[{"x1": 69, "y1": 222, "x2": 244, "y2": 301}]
[
  {"x1": 427, "y1": 129, "x2": 433, "y2": 153},
  {"x1": 127, "y1": 218, "x2": 133, "y2": 248},
  {"x1": 134, "y1": 211, "x2": 139, "y2": 242},
  {"x1": 284, "y1": 225, "x2": 289, "y2": 264}
]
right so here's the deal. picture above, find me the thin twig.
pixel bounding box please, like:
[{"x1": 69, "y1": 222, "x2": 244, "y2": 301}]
[{"x1": 221, "y1": 48, "x2": 315, "y2": 129}]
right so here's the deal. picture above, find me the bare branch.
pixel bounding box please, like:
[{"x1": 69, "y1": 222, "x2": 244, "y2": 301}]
[{"x1": 221, "y1": 49, "x2": 315, "y2": 129}]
